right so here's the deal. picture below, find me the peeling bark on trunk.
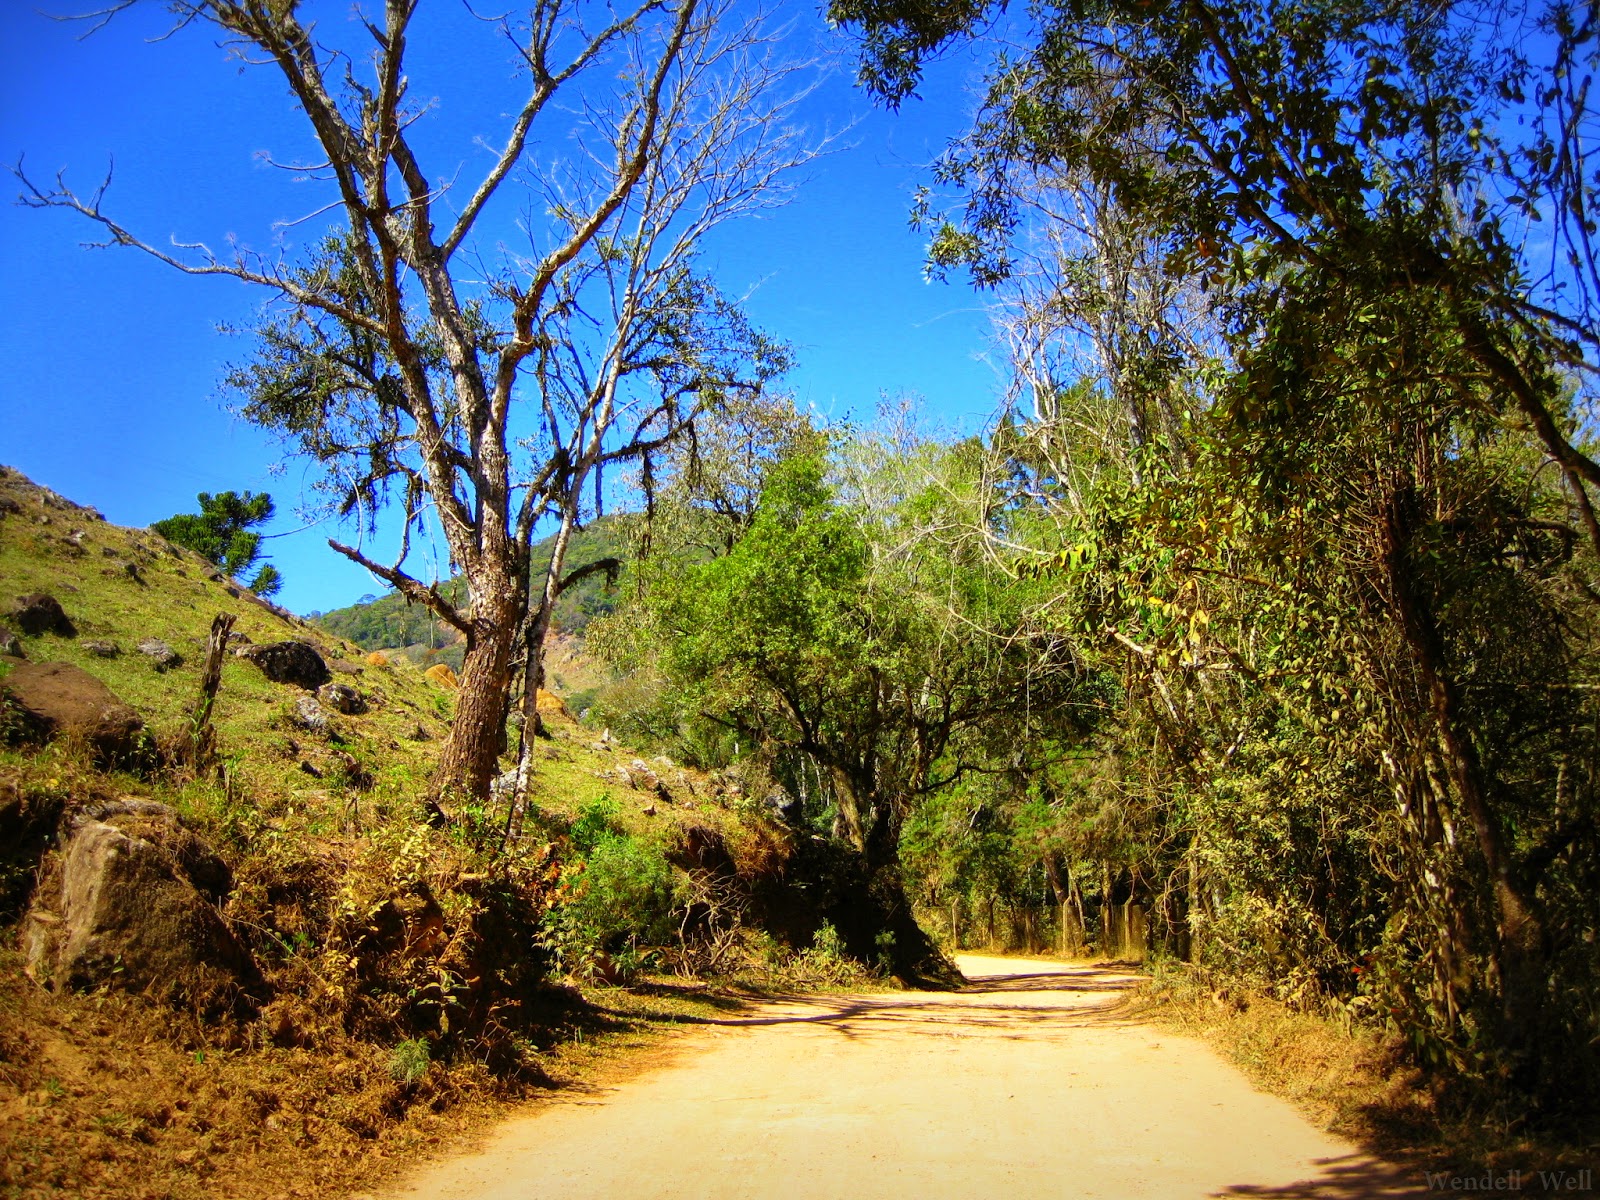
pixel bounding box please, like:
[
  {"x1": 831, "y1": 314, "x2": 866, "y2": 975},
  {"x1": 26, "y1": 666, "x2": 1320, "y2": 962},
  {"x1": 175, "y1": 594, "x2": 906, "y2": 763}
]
[{"x1": 430, "y1": 575, "x2": 521, "y2": 819}]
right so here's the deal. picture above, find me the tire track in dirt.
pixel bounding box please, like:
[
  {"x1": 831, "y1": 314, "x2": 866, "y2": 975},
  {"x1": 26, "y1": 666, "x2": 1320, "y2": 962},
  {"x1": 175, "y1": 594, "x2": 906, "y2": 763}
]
[{"x1": 381, "y1": 955, "x2": 1424, "y2": 1199}]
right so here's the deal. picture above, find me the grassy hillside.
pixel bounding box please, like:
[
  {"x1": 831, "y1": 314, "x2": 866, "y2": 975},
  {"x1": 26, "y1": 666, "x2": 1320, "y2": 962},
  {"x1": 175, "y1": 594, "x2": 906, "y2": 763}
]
[{"x1": 0, "y1": 465, "x2": 859, "y2": 1200}]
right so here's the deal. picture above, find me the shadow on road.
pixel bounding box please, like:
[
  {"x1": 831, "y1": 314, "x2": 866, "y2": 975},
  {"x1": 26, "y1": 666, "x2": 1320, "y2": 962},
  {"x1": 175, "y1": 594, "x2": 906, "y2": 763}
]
[
  {"x1": 678, "y1": 963, "x2": 1143, "y2": 1041},
  {"x1": 959, "y1": 966, "x2": 1137, "y2": 994},
  {"x1": 1214, "y1": 1152, "x2": 1427, "y2": 1198}
]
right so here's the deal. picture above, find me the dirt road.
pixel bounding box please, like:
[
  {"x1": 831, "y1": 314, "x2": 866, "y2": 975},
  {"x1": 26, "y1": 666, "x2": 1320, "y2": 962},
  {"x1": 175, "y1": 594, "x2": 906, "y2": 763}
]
[{"x1": 383, "y1": 955, "x2": 1423, "y2": 1199}]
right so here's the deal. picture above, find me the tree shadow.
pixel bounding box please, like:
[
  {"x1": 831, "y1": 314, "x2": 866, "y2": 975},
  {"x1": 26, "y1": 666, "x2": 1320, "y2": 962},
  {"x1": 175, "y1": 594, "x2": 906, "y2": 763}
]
[
  {"x1": 1214, "y1": 1152, "x2": 1433, "y2": 1197},
  {"x1": 959, "y1": 967, "x2": 1138, "y2": 994},
  {"x1": 673, "y1": 963, "x2": 1142, "y2": 1041}
]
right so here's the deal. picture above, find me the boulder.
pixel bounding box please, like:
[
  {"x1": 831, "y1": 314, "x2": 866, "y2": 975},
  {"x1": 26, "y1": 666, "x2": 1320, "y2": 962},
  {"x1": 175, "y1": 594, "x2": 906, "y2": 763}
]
[
  {"x1": 423, "y1": 662, "x2": 459, "y2": 690},
  {"x1": 623, "y1": 758, "x2": 670, "y2": 800},
  {"x1": 137, "y1": 638, "x2": 182, "y2": 671},
  {"x1": 240, "y1": 640, "x2": 331, "y2": 690},
  {"x1": 0, "y1": 630, "x2": 23, "y2": 658},
  {"x1": 24, "y1": 803, "x2": 255, "y2": 1002},
  {"x1": 535, "y1": 688, "x2": 570, "y2": 720},
  {"x1": 365, "y1": 651, "x2": 389, "y2": 667},
  {"x1": 294, "y1": 696, "x2": 330, "y2": 734},
  {"x1": 318, "y1": 682, "x2": 367, "y2": 715},
  {"x1": 0, "y1": 662, "x2": 145, "y2": 764},
  {"x1": 82, "y1": 640, "x2": 119, "y2": 658},
  {"x1": 8, "y1": 593, "x2": 74, "y2": 637},
  {"x1": 76, "y1": 799, "x2": 233, "y2": 902}
]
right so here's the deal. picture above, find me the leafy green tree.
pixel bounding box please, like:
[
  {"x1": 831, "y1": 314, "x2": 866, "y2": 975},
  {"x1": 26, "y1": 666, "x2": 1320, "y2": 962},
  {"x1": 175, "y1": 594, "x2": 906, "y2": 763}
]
[
  {"x1": 598, "y1": 431, "x2": 1105, "y2": 977},
  {"x1": 834, "y1": 0, "x2": 1600, "y2": 1105},
  {"x1": 153, "y1": 491, "x2": 282, "y2": 598}
]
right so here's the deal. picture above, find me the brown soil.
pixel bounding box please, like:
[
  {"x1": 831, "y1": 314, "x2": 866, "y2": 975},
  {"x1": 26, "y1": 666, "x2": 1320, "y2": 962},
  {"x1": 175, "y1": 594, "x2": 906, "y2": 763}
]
[
  {"x1": 382, "y1": 955, "x2": 1432, "y2": 1199},
  {"x1": 0, "y1": 947, "x2": 739, "y2": 1200}
]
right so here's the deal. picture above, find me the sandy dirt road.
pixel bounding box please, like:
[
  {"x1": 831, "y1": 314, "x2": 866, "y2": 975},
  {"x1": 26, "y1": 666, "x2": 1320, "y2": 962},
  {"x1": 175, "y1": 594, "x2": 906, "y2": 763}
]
[{"x1": 383, "y1": 955, "x2": 1425, "y2": 1199}]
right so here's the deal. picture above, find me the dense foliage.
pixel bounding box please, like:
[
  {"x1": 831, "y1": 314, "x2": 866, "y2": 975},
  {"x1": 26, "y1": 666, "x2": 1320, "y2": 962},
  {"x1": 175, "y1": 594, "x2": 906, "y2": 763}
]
[
  {"x1": 815, "y1": 0, "x2": 1600, "y2": 1117},
  {"x1": 582, "y1": 0, "x2": 1600, "y2": 1124}
]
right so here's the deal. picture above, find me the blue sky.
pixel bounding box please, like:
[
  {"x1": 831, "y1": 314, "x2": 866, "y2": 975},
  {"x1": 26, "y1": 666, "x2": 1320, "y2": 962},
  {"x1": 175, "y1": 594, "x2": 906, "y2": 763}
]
[{"x1": 0, "y1": 2, "x2": 1004, "y2": 614}]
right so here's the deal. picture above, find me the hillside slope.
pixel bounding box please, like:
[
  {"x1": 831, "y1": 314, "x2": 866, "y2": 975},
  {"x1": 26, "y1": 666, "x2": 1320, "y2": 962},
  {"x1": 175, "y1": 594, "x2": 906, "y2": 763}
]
[{"x1": 0, "y1": 465, "x2": 835, "y2": 1200}]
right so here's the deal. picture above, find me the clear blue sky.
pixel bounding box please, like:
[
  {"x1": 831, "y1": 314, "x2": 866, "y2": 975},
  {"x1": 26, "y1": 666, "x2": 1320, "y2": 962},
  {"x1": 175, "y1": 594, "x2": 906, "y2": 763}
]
[{"x1": 0, "y1": 2, "x2": 1003, "y2": 615}]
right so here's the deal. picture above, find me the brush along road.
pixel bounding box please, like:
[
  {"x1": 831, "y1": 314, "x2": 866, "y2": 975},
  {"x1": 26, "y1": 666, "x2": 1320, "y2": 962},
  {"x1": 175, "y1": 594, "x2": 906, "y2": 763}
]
[{"x1": 383, "y1": 955, "x2": 1422, "y2": 1199}]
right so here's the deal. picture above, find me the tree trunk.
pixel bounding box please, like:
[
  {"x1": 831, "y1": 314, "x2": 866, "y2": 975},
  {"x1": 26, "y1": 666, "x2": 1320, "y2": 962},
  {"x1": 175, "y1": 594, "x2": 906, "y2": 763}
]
[
  {"x1": 1380, "y1": 486, "x2": 1545, "y2": 1033},
  {"x1": 1043, "y1": 853, "x2": 1070, "y2": 905},
  {"x1": 188, "y1": 612, "x2": 237, "y2": 773},
  {"x1": 430, "y1": 574, "x2": 521, "y2": 817},
  {"x1": 823, "y1": 764, "x2": 864, "y2": 853}
]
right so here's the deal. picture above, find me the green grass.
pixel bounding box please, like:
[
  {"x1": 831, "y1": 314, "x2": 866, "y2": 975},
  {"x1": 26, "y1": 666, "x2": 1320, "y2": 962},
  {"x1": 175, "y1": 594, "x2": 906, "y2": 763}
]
[
  {"x1": 0, "y1": 463, "x2": 770, "y2": 858},
  {"x1": 0, "y1": 466, "x2": 456, "y2": 810}
]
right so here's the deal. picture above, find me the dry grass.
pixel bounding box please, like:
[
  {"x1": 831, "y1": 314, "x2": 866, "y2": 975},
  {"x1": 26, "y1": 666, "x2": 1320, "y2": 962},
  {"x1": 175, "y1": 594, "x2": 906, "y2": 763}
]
[
  {"x1": 0, "y1": 943, "x2": 781, "y2": 1200},
  {"x1": 0, "y1": 465, "x2": 836, "y2": 1197}
]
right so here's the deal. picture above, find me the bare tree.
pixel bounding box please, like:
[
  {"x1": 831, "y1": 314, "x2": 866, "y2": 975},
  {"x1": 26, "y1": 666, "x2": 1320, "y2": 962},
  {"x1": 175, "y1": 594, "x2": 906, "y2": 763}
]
[{"x1": 18, "y1": 0, "x2": 820, "y2": 814}]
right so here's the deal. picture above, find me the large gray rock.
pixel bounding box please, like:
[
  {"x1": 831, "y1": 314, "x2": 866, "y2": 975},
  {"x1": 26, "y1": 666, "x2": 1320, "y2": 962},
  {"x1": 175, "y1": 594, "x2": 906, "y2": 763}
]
[
  {"x1": 239, "y1": 640, "x2": 331, "y2": 690},
  {"x1": 77, "y1": 799, "x2": 233, "y2": 902},
  {"x1": 136, "y1": 637, "x2": 181, "y2": 671},
  {"x1": 24, "y1": 802, "x2": 254, "y2": 1003},
  {"x1": 0, "y1": 661, "x2": 145, "y2": 765},
  {"x1": 294, "y1": 696, "x2": 330, "y2": 734}
]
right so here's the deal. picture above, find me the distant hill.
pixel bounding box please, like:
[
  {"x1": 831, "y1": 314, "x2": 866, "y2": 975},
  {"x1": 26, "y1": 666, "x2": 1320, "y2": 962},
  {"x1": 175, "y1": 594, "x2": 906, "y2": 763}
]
[{"x1": 312, "y1": 518, "x2": 631, "y2": 673}]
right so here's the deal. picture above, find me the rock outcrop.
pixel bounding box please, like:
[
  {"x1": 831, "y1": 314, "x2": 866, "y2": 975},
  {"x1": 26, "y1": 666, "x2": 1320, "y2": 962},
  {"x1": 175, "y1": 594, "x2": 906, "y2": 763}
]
[
  {"x1": 318, "y1": 682, "x2": 367, "y2": 715},
  {"x1": 239, "y1": 640, "x2": 331, "y2": 691},
  {"x1": 0, "y1": 661, "x2": 145, "y2": 765},
  {"x1": 137, "y1": 637, "x2": 182, "y2": 671},
  {"x1": 24, "y1": 801, "x2": 257, "y2": 1005},
  {"x1": 7, "y1": 593, "x2": 75, "y2": 637},
  {"x1": 294, "y1": 697, "x2": 330, "y2": 735}
]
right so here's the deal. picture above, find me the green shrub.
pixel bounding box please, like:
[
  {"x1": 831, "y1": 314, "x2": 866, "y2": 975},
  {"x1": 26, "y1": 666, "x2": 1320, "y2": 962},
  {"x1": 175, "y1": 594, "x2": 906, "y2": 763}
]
[
  {"x1": 544, "y1": 804, "x2": 680, "y2": 979},
  {"x1": 388, "y1": 1037, "x2": 430, "y2": 1084},
  {"x1": 786, "y1": 921, "x2": 871, "y2": 986}
]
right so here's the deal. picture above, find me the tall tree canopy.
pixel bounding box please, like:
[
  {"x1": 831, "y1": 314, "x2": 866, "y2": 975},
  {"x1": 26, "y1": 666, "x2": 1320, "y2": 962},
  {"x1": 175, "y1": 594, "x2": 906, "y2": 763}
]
[
  {"x1": 22, "y1": 0, "x2": 815, "y2": 811},
  {"x1": 825, "y1": 0, "x2": 1600, "y2": 1103}
]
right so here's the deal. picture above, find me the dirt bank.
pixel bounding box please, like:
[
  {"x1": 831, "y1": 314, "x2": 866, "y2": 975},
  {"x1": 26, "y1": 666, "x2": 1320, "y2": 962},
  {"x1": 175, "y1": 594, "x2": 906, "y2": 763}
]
[{"x1": 381, "y1": 955, "x2": 1425, "y2": 1198}]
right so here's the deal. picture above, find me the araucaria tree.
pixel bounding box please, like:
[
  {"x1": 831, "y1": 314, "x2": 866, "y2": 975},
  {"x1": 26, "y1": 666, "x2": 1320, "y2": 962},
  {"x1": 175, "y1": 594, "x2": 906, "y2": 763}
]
[
  {"x1": 19, "y1": 0, "x2": 810, "y2": 812},
  {"x1": 153, "y1": 490, "x2": 283, "y2": 598}
]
